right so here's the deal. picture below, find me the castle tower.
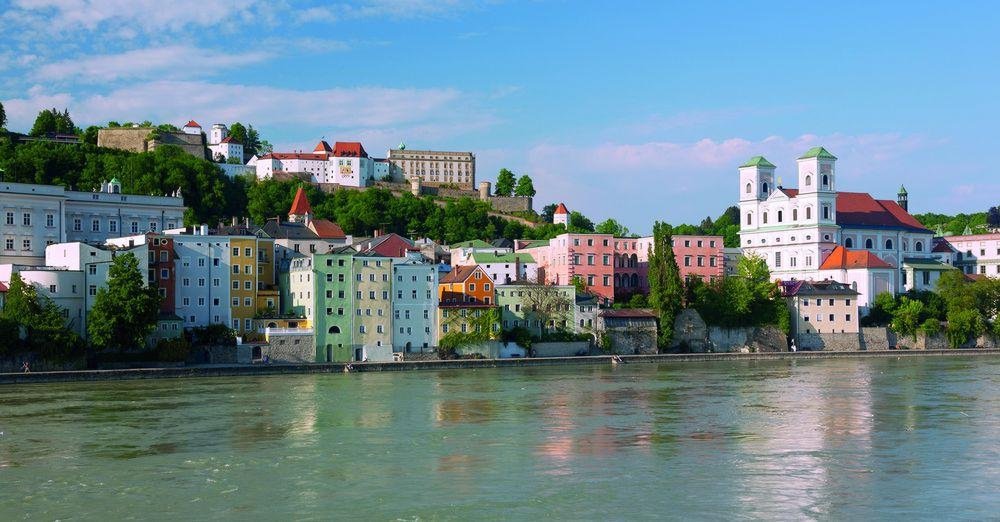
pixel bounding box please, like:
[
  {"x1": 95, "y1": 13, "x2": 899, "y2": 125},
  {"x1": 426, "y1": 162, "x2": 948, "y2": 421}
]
[
  {"x1": 553, "y1": 203, "x2": 569, "y2": 227},
  {"x1": 210, "y1": 124, "x2": 227, "y2": 145},
  {"x1": 897, "y1": 185, "x2": 908, "y2": 212},
  {"x1": 288, "y1": 187, "x2": 312, "y2": 225}
]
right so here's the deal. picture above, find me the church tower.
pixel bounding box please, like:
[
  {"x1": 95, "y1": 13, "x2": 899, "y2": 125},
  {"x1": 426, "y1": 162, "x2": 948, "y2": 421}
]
[
  {"x1": 738, "y1": 156, "x2": 775, "y2": 232},
  {"x1": 897, "y1": 185, "x2": 908, "y2": 212},
  {"x1": 796, "y1": 147, "x2": 837, "y2": 226}
]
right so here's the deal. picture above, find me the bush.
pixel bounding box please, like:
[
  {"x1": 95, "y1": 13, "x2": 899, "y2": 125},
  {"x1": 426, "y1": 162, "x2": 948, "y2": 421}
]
[
  {"x1": 946, "y1": 309, "x2": 986, "y2": 348},
  {"x1": 919, "y1": 318, "x2": 942, "y2": 337},
  {"x1": 155, "y1": 337, "x2": 191, "y2": 362},
  {"x1": 188, "y1": 324, "x2": 236, "y2": 346}
]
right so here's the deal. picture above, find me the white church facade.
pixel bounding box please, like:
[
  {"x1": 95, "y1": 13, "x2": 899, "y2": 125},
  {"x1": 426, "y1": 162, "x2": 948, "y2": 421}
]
[{"x1": 738, "y1": 147, "x2": 941, "y2": 313}]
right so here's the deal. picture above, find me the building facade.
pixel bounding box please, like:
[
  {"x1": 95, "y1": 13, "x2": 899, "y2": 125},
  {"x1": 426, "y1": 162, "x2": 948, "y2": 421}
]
[
  {"x1": 945, "y1": 233, "x2": 1000, "y2": 278},
  {"x1": 391, "y1": 251, "x2": 439, "y2": 353},
  {"x1": 249, "y1": 141, "x2": 380, "y2": 187},
  {"x1": 387, "y1": 144, "x2": 476, "y2": 189},
  {"x1": 1, "y1": 180, "x2": 184, "y2": 265}
]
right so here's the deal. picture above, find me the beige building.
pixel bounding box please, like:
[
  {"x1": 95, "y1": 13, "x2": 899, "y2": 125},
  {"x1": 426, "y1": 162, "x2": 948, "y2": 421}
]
[
  {"x1": 386, "y1": 144, "x2": 475, "y2": 189},
  {"x1": 783, "y1": 280, "x2": 860, "y2": 336}
]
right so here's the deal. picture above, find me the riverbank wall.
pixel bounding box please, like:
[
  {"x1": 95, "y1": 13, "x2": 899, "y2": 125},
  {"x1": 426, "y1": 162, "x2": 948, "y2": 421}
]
[{"x1": 2, "y1": 349, "x2": 998, "y2": 385}]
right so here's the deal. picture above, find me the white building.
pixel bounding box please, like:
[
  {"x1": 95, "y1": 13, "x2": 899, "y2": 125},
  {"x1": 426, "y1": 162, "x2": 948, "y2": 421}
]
[
  {"x1": 391, "y1": 251, "x2": 439, "y2": 353},
  {"x1": 553, "y1": 203, "x2": 569, "y2": 227},
  {"x1": 386, "y1": 143, "x2": 476, "y2": 189},
  {"x1": 0, "y1": 264, "x2": 85, "y2": 335},
  {"x1": 1, "y1": 179, "x2": 184, "y2": 265},
  {"x1": 945, "y1": 233, "x2": 1000, "y2": 278},
  {"x1": 738, "y1": 147, "x2": 938, "y2": 310},
  {"x1": 182, "y1": 120, "x2": 202, "y2": 135},
  {"x1": 248, "y1": 141, "x2": 377, "y2": 187},
  {"x1": 465, "y1": 251, "x2": 538, "y2": 284}
]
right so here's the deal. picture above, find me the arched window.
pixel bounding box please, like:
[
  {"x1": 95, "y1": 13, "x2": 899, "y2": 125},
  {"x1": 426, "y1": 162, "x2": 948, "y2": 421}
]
[
  {"x1": 885, "y1": 239, "x2": 894, "y2": 250},
  {"x1": 777, "y1": 210, "x2": 783, "y2": 222},
  {"x1": 631, "y1": 274, "x2": 639, "y2": 287},
  {"x1": 805, "y1": 175, "x2": 812, "y2": 186},
  {"x1": 762, "y1": 182, "x2": 769, "y2": 194},
  {"x1": 328, "y1": 326, "x2": 341, "y2": 334},
  {"x1": 614, "y1": 274, "x2": 621, "y2": 287},
  {"x1": 763, "y1": 212, "x2": 768, "y2": 224},
  {"x1": 915, "y1": 241, "x2": 923, "y2": 252},
  {"x1": 822, "y1": 174, "x2": 829, "y2": 187},
  {"x1": 792, "y1": 208, "x2": 798, "y2": 221},
  {"x1": 630, "y1": 254, "x2": 638, "y2": 268},
  {"x1": 865, "y1": 238, "x2": 873, "y2": 249},
  {"x1": 746, "y1": 213, "x2": 752, "y2": 226},
  {"x1": 806, "y1": 207, "x2": 812, "y2": 220},
  {"x1": 845, "y1": 238, "x2": 853, "y2": 248},
  {"x1": 745, "y1": 182, "x2": 752, "y2": 194}
]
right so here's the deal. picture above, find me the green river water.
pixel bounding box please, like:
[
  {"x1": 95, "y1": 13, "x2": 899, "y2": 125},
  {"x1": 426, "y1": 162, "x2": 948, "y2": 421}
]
[{"x1": 1, "y1": 357, "x2": 998, "y2": 520}]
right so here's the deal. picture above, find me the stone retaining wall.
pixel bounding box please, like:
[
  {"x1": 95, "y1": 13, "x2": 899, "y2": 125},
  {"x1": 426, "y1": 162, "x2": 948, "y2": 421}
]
[
  {"x1": 798, "y1": 333, "x2": 861, "y2": 351},
  {"x1": 4, "y1": 350, "x2": 1000, "y2": 384},
  {"x1": 532, "y1": 341, "x2": 590, "y2": 358},
  {"x1": 860, "y1": 327, "x2": 894, "y2": 351}
]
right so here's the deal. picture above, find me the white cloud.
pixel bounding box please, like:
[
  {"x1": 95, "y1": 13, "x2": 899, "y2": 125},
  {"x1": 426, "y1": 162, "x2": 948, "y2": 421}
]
[
  {"x1": 34, "y1": 46, "x2": 272, "y2": 82},
  {"x1": 8, "y1": 0, "x2": 264, "y2": 34}
]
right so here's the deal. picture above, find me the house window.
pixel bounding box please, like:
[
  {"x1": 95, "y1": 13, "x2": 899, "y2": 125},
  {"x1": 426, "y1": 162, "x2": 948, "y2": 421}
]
[
  {"x1": 22, "y1": 213, "x2": 31, "y2": 226},
  {"x1": 4, "y1": 212, "x2": 12, "y2": 225},
  {"x1": 845, "y1": 238, "x2": 853, "y2": 248},
  {"x1": 774, "y1": 252, "x2": 781, "y2": 267}
]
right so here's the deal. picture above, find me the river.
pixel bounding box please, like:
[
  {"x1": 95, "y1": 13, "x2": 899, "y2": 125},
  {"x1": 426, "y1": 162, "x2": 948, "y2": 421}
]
[{"x1": 2, "y1": 357, "x2": 998, "y2": 520}]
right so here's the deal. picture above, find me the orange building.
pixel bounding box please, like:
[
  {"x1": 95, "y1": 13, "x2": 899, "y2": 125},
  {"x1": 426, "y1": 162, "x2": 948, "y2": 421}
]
[{"x1": 439, "y1": 265, "x2": 496, "y2": 305}]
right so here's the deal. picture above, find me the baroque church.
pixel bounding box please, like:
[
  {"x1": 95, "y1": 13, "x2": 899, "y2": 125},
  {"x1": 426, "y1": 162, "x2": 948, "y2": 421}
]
[{"x1": 738, "y1": 147, "x2": 945, "y2": 313}]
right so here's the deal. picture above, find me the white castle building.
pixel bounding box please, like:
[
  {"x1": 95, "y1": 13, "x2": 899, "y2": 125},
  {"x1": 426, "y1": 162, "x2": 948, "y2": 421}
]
[
  {"x1": 249, "y1": 140, "x2": 397, "y2": 186},
  {"x1": 738, "y1": 147, "x2": 944, "y2": 312}
]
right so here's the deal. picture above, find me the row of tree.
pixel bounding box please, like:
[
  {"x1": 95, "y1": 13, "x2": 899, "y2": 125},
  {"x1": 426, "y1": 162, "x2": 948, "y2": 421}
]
[
  {"x1": 866, "y1": 271, "x2": 1000, "y2": 347},
  {"x1": 494, "y1": 168, "x2": 536, "y2": 197}
]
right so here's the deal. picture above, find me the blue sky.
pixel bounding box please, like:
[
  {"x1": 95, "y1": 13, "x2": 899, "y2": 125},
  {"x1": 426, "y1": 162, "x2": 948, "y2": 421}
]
[{"x1": 2, "y1": 1, "x2": 998, "y2": 234}]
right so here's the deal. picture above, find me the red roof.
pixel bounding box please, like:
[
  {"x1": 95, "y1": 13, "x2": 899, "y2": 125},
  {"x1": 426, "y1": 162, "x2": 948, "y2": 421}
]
[
  {"x1": 932, "y1": 240, "x2": 955, "y2": 253},
  {"x1": 333, "y1": 142, "x2": 368, "y2": 158},
  {"x1": 0, "y1": 281, "x2": 7, "y2": 292},
  {"x1": 554, "y1": 203, "x2": 569, "y2": 215},
  {"x1": 220, "y1": 136, "x2": 241, "y2": 144},
  {"x1": 309, "y1": 219, "x2": 346, "y2": 239},
  {"x1": 836, "y1": 192, "x2": 928, "y2": 231},
  {"x1": 184, "y1": 120, "x2": 201, "y2": 128},
  {"x1": 440, "y1": 265, "x2": 480, "y2": 284},
  {"x1": 819, "y1": 246, "x2": 894, "y2": 270},
  {"x1": 289, "y1": 187, "x2": 312, "y2": 216},
  {"x1": 314, "y1": 140, "x2": 334, "y2": 154},
  {"x1": 262, "y1": 152, "x2": 328, "y2": 161},
  {"x1": 778, "y1": 188, "x2": 799, "y2": 197}
]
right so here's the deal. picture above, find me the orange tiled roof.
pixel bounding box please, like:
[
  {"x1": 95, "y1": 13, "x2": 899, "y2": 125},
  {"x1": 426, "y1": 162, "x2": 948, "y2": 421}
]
[
  {"x1": 819, "y1": 246, "x2": 894, "y2": 270},
  {"x1": 289, "y1": 187, "x2": 312, "y2": 215}
]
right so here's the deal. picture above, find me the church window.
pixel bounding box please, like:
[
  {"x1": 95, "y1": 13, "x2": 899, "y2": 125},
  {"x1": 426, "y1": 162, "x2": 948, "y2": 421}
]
[
  {"x1": 805, "y1": 175, "x2": 812, "y2": 186},
  {"x1": 762, "y1": 182, "x2": 769, "y2": 194},
  {"x1": 746, "y1": 213, "x2": 752, "y2": 226},
  {"x1": 792, "y1": 209, "x2": 798, "y2": 221},
  {"x1": 885, "y1": 239, "x2": 894, "y2": 250},
  {"x1": 763, "y1": 212, "x2": 768, "y2": 224},
  {"x1": 746, "y1": 182, "x2": 752, "y2": 194},
  {"x1": 822, "y1": 205, "x2": 830, "y2": 220},
  {"x1": 865, "y1": 238, "x2": 873, "y2": 249},
  {"x1": 806, "y1": 207, "x2": 812, "y2": 220},
  {"x1": 777, "y1": 210, "x2": 783, "y2": 222},
  {"x1": 822, "y1": 174, "x2": 829, "y2": 187},
  {"x1": 845, "y1": 237, "x2": 853, "y2": 248},
  {"x1": 774, "y1": 252, "x2": 781, "y2": 267},
  {"x1": 915, "y1": 241, "x2": 923, "y2": 252}
]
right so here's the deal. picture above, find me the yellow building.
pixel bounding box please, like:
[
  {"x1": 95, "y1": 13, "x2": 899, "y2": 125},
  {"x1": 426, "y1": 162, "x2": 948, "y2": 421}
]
[{"x1": 228, "y1": 236, "x2": 276, "y2": 334}]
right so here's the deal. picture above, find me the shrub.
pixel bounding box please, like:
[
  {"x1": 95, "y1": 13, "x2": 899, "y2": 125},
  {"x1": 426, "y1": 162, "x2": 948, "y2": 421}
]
[
  {"x1": 946, "y1": 309, "x2": 986, "y2": 348},
  {"x1": 919, "y1": 318, "x2": 942, "y2": 337},
  {"x1": 155, "y1": 337, "x2": 191, "y2": 362}
]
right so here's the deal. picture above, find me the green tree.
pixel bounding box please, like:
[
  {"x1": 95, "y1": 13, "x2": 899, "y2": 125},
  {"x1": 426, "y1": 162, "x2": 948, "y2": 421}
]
[
  {"x1": 514, "y1": 174, "x2": 536, "y2": 197},
  {"x1": 0, "y1": 101, "x2": 6, "y2": 130},
  {"x1": 0, "y1": 272, "x2": 81, "y2": 358},
  {"x1": 87, "y1": 253, "x2": 161, "y2": 352},
  {"x1": 568, "y1": 211, "x2": 594, "y2": 233},
  {"x1": 81, "y1": 125, "x2": 100, "y2": 145},
  {"x1": 30, "y1": 108, "x2": 76, "y2": 136},
  {"x1": 540, "y1": 203, "x2": 558, "y2": 223},
  {"x1": 890, "y1": 297, "x2": 924, "y2": 341},
  {"x1": 595, "y1": 218, "x2": 630, "y2": 237},
  {"x1": 495, "y1": 168, "x2": 516, "y2": 196},
  {"x1": 945, "y1": 309, "x2": 985, "y2": 348},
  {"x1": 647, "y1": 221, "x2": 683, "y2": 347}
]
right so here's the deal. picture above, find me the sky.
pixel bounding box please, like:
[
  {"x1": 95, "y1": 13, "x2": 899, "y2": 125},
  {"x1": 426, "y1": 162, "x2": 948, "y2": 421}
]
[{"x1": 2, "y1": 1, "x2": 999, "y2": 234}]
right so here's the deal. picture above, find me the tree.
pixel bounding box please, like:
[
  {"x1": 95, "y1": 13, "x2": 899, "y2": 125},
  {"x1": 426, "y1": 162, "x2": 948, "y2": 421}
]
[
  {"x1": 514, "y1": 175, "x2": 536, "y2": 197},
  {"x1": 227, "y1": 122, "x2": 265, "y2": 159},
  {"x1": 0, "y1": 272, "x2": 82, "y2": 358},
  {"x1": 0, "y1": 101, "x2": 6, "y2": 130},
  {"x1": 30, "y1": 108, "x2": 76, "y2": 136},
  {"x1": 595, "y1": 218, "x2": 630, "y2": 237},
  {"x1": 495, "y1": 168, "x2": 516, "y2": 196},
  {"x1": 87, "y1": 253, "x2": 161, "y2": 352},
  {"x1": 81, "y1": 125, "x2": 100, "y2": 145},
  {"x1": 540, "y1": 203, "x2": 558, "y2": 223},
  {"x1": 519, "y1": 284, "x2": 573, "y2": 336},
  {"x1": 568, "y1": 211, "x2": 594, "y2": 233},
  {"x1": 647, "y1": 221, "x2": 683, "y2": 347},
  {"x1": 571, "y1": 275, "x2": 588, "y2": 295},
  {"x1": 890, "y1": 297, "x2": 924, "y2": 341},
  {"x1": 988, "y1": 206, "x2": 1000, "y2": 228}
]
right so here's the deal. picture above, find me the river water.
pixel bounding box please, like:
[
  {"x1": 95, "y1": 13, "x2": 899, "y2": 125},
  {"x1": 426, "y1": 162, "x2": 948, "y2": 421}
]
[{"x1": 2, "y1": 357, "x2": 998, "y2": 520}]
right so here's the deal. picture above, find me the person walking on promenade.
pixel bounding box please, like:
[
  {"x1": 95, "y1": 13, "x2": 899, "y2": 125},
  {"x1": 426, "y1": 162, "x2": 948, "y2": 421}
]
[{"x1": 22, "y1": 361, "x2": 30, "y2": 373}]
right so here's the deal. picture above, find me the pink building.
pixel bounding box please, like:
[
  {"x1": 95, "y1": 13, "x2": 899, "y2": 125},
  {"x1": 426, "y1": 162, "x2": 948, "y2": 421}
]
[
  {"x1": 671, "y1": 235, "x2": 725, "y2": 283},
  {"x1": 517, "y1": 233, "x2": 725, "y2": 304}
]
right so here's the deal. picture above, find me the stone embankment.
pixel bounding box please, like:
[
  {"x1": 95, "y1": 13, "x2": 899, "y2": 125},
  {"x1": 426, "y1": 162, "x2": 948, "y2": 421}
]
[{"x1": 2, "y1": 349, "x2": 998, "y2": 385}]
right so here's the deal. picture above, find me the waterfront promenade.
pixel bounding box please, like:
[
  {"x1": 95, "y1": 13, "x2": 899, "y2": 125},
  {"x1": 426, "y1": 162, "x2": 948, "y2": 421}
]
[{"x1": 3, "y1": 349, "x2": 999, "y2": 384}]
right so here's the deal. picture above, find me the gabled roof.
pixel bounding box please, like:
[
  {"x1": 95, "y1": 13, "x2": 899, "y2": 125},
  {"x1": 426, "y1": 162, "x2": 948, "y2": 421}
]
[
  {"x1": 836, "y1": 192, "x2": 929, "y2": 232},
  {"x1": 261, "y1": 220, "x2": 318, "y2": 240},
  {"x1": 262, "y1": 152, "x2": 328, "y2": 161},
  {"x1": 932, "y1": 239, "x2": 955, "y2": 253},
  {"x1": 771, "y1": 188, "x2": 798, "y2": 199},
  {"x1": 356, "y1": 233, "x2": 413, "y2": 257},
  {"x1": 220, "y1": 136, "x2": 241, "y2": 144},
  {"x1": 184, "y1": 120, "x2": 201, "y2": 128},
  {"x1": 902, "y1": 258, "x2": 956, "y2": 271},
  {"x1": 740, "y1": 156, "x2": 776, "y2": 168},
  {"x1": 554, "y1": 203, "x2": 569, "y2": 215},
  {"x1": 781, "y1": 279, "x2": 858, "y2": 297},
  {"x1": 333, "y1": 141, "x2": 368, "y2": 158},
  {"x1": 309, "y1": 219, "x2": 346, "y2": 239},
  {"x1": 819, "y1": 246, "x2": 894, "y2": 270},
  {"x1": 314, "y1": 140, "x2": 334, "y2": 153},
  {"x1": 798, "y1": 147, "x2": 837, "y2": 160},
  {"x1": 440, "y1": 265, "x2": 481, "y2": 284},
  {"x1": 451, "y1": 239, "x2": 493, "y2": 249},
  {"x1": 289, "y1": 187, "x2": 312, "y2": 215}
]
